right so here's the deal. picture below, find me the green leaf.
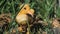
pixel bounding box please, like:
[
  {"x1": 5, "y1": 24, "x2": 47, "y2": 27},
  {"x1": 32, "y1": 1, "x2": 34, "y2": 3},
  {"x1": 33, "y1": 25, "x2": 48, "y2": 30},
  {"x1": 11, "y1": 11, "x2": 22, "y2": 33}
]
[{"x1": 56, "y1": 7, "x2": 60, "y2": 18}]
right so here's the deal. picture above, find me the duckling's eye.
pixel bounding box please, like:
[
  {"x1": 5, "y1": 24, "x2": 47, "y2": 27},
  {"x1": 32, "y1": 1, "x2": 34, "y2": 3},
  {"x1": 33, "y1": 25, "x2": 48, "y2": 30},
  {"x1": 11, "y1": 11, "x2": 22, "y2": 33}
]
[{"x1": 24, "y1": 8, "x2": 26, "y2": 10}]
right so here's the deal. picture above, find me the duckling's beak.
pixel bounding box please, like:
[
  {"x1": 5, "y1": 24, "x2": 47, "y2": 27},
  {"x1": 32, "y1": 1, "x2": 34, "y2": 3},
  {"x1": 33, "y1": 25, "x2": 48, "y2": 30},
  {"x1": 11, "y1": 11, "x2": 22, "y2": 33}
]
[{"x1": 27, "y1": 9, "x2": 34, "y2": 17}]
